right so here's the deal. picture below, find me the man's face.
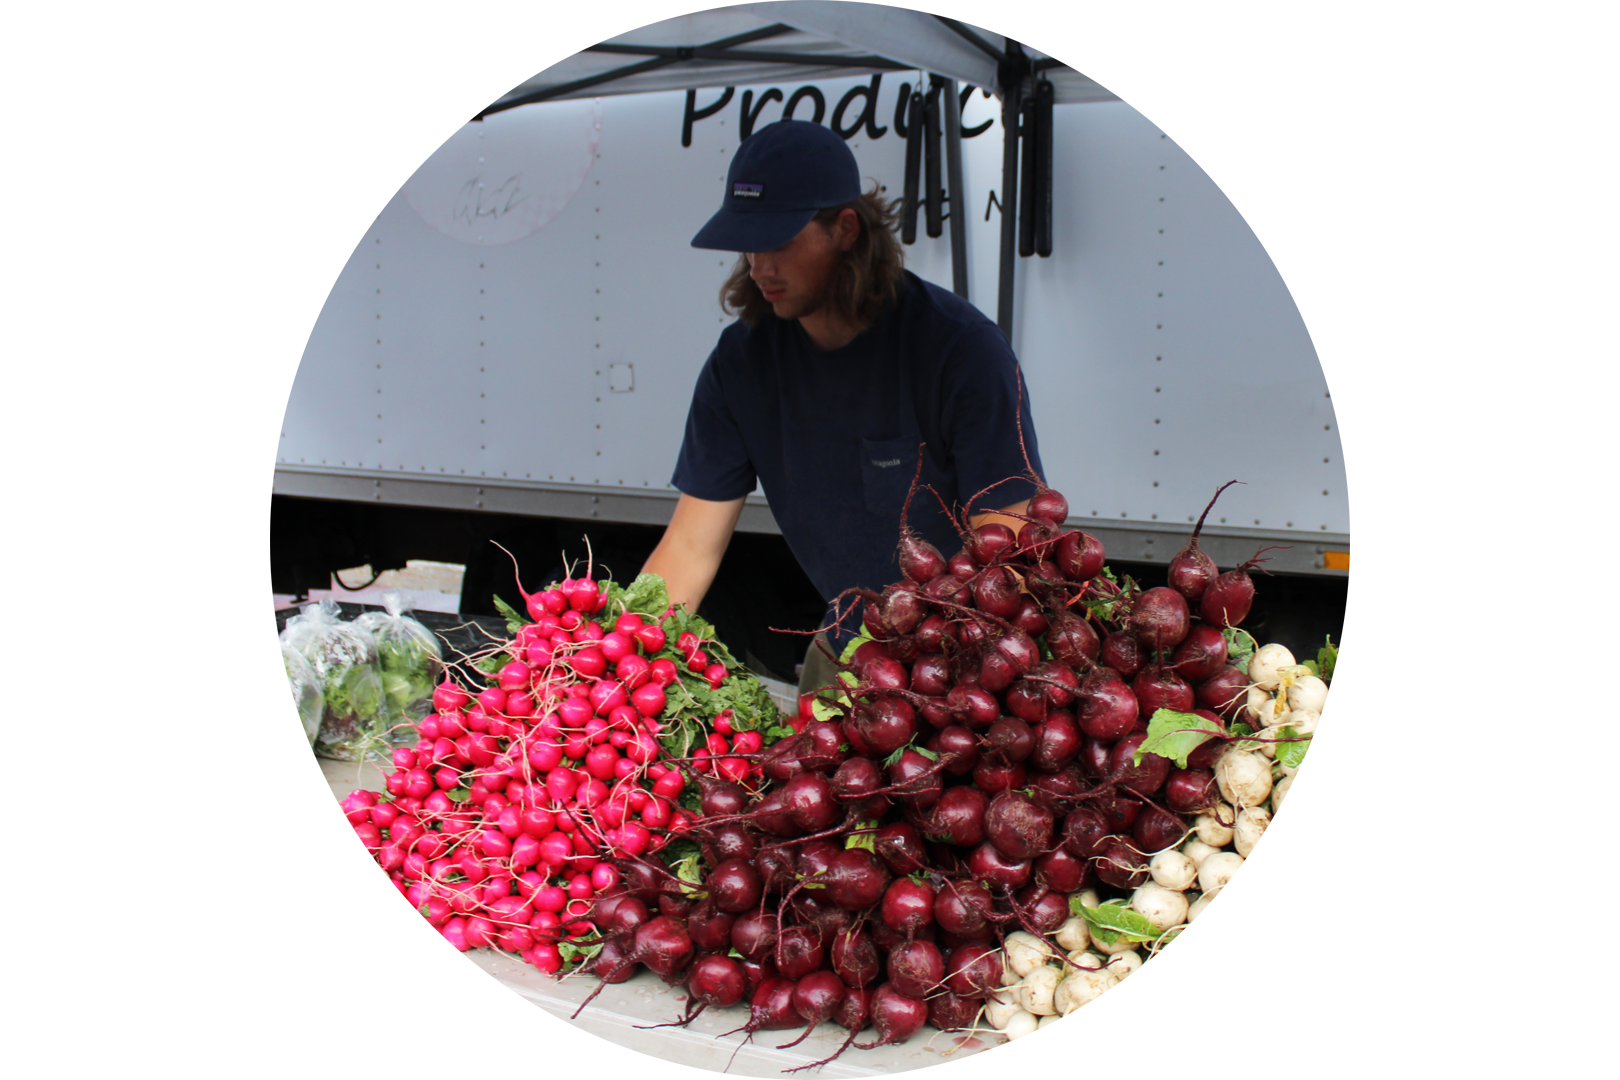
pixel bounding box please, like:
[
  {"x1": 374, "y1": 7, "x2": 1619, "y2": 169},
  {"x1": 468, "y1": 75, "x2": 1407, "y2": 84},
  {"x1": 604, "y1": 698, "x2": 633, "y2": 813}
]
[{"x1": 745, "y1": 209, "x2": 858, "y2": 322}]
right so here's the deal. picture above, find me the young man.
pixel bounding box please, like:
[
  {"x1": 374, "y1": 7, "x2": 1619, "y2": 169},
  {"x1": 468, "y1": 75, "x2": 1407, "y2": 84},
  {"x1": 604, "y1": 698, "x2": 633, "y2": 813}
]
[{"x1": 641, "y1": 119, "x2": 1046, "y2": 685}]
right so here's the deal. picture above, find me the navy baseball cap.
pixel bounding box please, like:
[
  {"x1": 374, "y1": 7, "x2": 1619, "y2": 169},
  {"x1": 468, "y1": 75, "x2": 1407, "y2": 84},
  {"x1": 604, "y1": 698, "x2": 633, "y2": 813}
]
[{"x1": 691, "y1": 120, "x2": 863, "y2": 253}]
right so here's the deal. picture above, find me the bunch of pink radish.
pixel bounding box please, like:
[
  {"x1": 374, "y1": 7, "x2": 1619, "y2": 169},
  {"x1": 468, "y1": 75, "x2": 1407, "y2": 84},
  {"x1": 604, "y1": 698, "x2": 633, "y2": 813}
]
[{"x1": 340, "y1": 571, "x2": 772, "y2": 975}]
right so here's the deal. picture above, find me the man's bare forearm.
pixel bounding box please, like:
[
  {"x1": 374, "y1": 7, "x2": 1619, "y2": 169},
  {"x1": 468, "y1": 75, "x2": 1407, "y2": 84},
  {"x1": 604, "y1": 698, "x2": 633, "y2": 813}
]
[{"x1": 640, "y1": 494, "x2": 746, "y2": 613}]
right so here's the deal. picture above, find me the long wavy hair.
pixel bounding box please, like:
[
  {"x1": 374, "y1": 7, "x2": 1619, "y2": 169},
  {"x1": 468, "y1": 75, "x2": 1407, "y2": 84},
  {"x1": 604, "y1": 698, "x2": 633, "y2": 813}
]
[{"x1": 720, "y1": 185, "x2": 906, "y2": 329}]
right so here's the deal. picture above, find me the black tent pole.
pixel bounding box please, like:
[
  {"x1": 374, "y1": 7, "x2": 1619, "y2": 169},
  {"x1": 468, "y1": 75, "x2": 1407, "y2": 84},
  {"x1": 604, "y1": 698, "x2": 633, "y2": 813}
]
[
  {"x1": 941, "y1": 77, "x2": 969, "y2": 300},
  {"x1": 996, "y1": 41, "x2": 1027, "y2": 341}
]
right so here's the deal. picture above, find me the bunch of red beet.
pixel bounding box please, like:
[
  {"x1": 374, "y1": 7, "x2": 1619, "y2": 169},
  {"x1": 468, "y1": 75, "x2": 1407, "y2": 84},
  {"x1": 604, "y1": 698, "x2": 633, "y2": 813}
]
[
  {"x1": 341, "y1": 573, "x2": 764, "y2": 975},
  {"x1": 564, "y1": 471, "x2": 1272, "y2": 1067}
]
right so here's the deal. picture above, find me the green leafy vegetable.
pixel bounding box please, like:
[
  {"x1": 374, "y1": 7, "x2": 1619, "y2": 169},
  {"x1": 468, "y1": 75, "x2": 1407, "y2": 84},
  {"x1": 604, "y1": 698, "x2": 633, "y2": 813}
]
[
  {"x1": 599, "y1": 573, "x2": 673, "y2": 621},
  {"x1": 1134, "y1": 708, "x2": 1225, "y2": 768},
  {"x1": 838, "y1": 627, "x2": 873, "y2": 664},
  {"x1": 1275, "y1": 726, "x2": 1311, "y2": 769},
  {"x1": 1223, "y1": 627, "x2": 1258, "y2": 675},
  {"x1": 1069, "y1": 901, "x2": 1162, "y2": 944},
  {"x1": 1318, "y1": 635, "x2": 1338, "y2": 682},
  {"x1": 491, "y1": 594, "x2": 526, "y2": 635},
  {"x1": 558, "y1": 939, "x2": 603, "y2": 970},
  {"x1": 810, "y1": 697, "x2": 843, "y2": 723}
]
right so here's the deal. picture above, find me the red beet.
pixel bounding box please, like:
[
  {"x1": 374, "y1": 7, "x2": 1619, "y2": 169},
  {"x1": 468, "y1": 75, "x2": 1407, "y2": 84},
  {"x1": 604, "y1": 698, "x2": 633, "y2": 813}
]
[
  {"x1": 783, "y1": 771, "x2": 840, "y2": 832},
  {"x1": 984, "y1": 789, "x2": 1055, "y2": 861},
  {"x1": 731, "y1": 910, "x2": 778, "y2": 963},
  {"x1": 1196, "y1": 666, "x2": 1251, "y2": 720},
  {"x1": 1108, "y1": 735, "x2": 1172, "y2": 803},
  {"x1": 1132, "y1": 802, "x2": 1188, "y2": 853},
  {"x1": 1133, "y1": 666, "x2": 1196, "y2": 716},
  {"x1": 880, "y1": 878, "x2": 935, "y2": 938},
  {"x1": 944, "y1": 942, "x2": 1004, "y2": 997},
  {"x1": 886, "y1": 940, "x2": 945, "y2": 999},
  {"x1": 823, "y1": 848, "x2": 891, "y2": 911},
  {"x1": 709, "y1": 858, "x2": 763, "y2": 914},
  {"x1": 773, "y1": 924, "x2": 825, "y2": 981},
  {"x1": 1130, "y1": 587, "x2": 1191, "y2": 652},
  {"x1": 873, "y1": 822, "x2": 928, "y2": 876},
  {"x1": 927, "y1": 991, "x2": 982, "y2": 1032},
  {"x1": 1168, "y1": 480, "x2": 1238, "y2": 601},
  {"x1": 685, "y1": 952, "x2": 748, "y2": 1012},
  {"x1": 971, "y1": 566, "x2": 1023, "y2": 619},
  {"x1": 1100, "y1": 631, "x2": 1146, "y2": 678},
  {"x1": 966, "y1": 522, "x2": 1018, "y2": 567},
  {"x1": 1077, "y1": 673, "x2": 1139, "y2": 741},
  {"x1": 855, "y1": 983, "x2": 930, "y2": 1049},
  {"x1": 686, "y1": 897, "x2": 735, "y2": 953},
  {"x1": 1185, "y1": 714, "x2": 1230, "y2": 770},
  {"x1": 1094, "y1": 838, "x2": 1149, "y2": 889},
  {"x1": 1061, "y1": 806, "x2": 1113, "y2": 859},
  {"x1": 934, "y1": 879, "x2": 994, "y2": 936},
  {"x1": 887, "y1": 748, "x2": 943, "y2": 809},
  {"x1": 1047, "y1": 609, "x2": 1101, "y2": 669},
  {"x1": 909, "y1": 653, "x2": 954, "y2": 697},
  {"x1": 1165, "y1": 767, "x2": 1219, "y2": 814},
  {"x1": 1030, "y1": 712, "x2": 1082, "y2": 772},
  {"x1": 1016, "y1": 885, "x2": 1071, "y2": 934},
  {"x1": 778, "y1": 970, "x2": 847, "y2": 1049},
  {"x1": 1172, "y1": 624, "x2": 1230, "y2": 682},
  {"x1": 1054, "y1": 529, "x2": 1105, "y2": 582},
  {"x1": 972, "y1": 758, "x2": 1026, "y2": 795},
  {"x1": 934, "y1": 725, "x2": 981, "y2": 775},
  {"x1": 1200, "y1": 548, "x2": 1276, "y2": 628},
  {"x1": 967, "y1": 841, "x2": 1033, "y2": 890},
  {"x1": 830, "y1": 926, "x2": 882, "y2": 987},
  {"x1": 1034, "y1": 845, "x2": 1090, "y2": 893}
]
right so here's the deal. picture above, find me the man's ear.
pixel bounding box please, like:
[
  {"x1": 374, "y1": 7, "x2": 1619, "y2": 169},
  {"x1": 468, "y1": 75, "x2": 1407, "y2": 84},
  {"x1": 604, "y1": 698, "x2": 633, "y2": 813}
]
[{"x1": 835, "y1": 207, "x2": 861, "y2": 251}]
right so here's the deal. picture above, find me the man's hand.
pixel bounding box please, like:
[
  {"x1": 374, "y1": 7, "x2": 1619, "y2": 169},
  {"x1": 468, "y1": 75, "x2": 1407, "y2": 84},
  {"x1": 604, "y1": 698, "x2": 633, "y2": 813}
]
[{"x1": 640, "y1": 493, "x2": 746, "y2": 614}]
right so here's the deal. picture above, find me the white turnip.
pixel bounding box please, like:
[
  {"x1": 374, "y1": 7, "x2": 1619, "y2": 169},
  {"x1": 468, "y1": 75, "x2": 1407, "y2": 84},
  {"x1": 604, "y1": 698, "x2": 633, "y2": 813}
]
[
  {"x1": 1233, "y1": 805, "x2": 1271, "y2": 857},
  {"x1": 1053, "y1": 967, "x2": 1117, "y2": 1014},
  {"x1": 1215, "y1": 748, "x2": 1273, "y2": 808},
  {"x1": 1194, "y1": 803, "x2": 1237, "y2": 847},
  {"x1": 1180, "y1": 837, "x2": 1220, "y2": 867},
  {"x1": 1272, "y1": 771, "x2": 1295, "y2": 812},
  {"x1": 1198, "y1": 851, "x2": 1245, "y2": 896},
  {"x1": 1287, "y1": 674, "x2": 1329, "y2": 713},
  {"x1": 1089, "y1": 931, "x2": 1140, "y2": 956},
  {"x1": 1053, "y1": 916, "x2": 1090, "y2": 952},
  {"x1": 1016, "y1": 964, "x2": 1063, "y2": 1015},
  {"x1": 984, "y1": 995, "x2": 1022, "y2": 1031},
  {"x1": 1278, "y1": 708, "x2": 1319, "y2": 736},
  {"x1": 1104, "y1": 950, "x2": 1143, "y2": 980},
  {"x1": 1187, "y1": 893, "x2": 1212, "y2": 921},
  {"x1": 1149, "y1": 849, "x2": 1198, "y2": 891},
  {"x1": 1003, "y1": 1009, "x2": 1040, "y2": 1039},
  {"x1": 1130, "y1": 882, "x2": 1189, "y2": 933},
  {"x1": 1004, "y1": 931, "x2": 1057, "y2": 977},
  {"x1": 1248, "y1": 644, "x2": 1295, "y2": 691},
  {"x1": 1252, "y1": 696, "x2": 1285, "y2": 731}
]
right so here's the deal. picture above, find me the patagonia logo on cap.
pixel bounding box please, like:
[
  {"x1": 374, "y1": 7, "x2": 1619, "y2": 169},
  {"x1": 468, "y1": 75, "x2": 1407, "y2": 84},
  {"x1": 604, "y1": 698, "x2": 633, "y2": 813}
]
[{"x1": 732, "y1": 182, "x2": 765, "y2": 199}]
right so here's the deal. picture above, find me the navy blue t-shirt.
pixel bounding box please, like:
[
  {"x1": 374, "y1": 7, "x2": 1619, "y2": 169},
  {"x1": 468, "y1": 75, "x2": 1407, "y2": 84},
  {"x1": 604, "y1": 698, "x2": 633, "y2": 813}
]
[{"x1": 672, "y1": 270, "x2": 1045, "y2": 640}]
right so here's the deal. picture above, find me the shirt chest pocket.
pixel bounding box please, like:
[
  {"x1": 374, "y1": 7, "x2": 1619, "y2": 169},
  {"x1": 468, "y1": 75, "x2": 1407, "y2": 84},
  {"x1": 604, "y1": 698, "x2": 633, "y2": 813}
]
[{"x1": 860, "y1": 435, "x2": 924, "y2": 517}]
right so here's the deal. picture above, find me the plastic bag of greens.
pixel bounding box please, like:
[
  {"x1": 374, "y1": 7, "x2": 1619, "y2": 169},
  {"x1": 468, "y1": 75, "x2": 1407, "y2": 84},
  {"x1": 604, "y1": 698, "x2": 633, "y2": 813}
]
[
  {"x1": 354, "y1": 591, "x2": 443, "y2": 739},
  {"x1": 282, "y1": 641, "x2": 324, "y2": 746},
  {"x1": 279, "y1": 600, "x2": 388, "y2": 760}
]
